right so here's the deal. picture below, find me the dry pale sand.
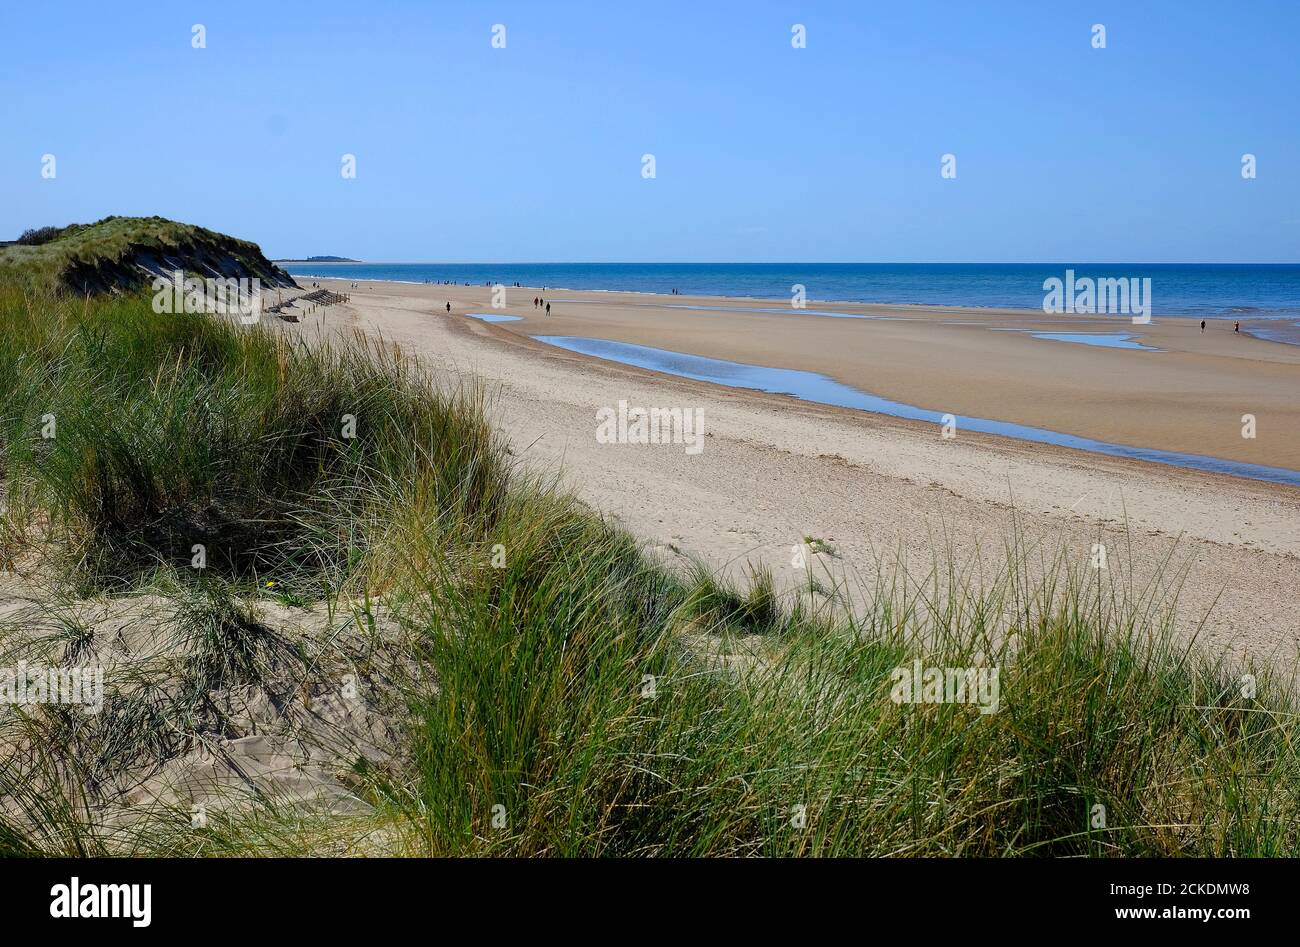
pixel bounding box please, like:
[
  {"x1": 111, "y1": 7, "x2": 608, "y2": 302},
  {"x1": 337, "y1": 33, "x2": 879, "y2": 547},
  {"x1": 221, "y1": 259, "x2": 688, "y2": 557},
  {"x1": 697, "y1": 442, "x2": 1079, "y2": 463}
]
[
  {"x1": 0, "y1": 570, "x2": 408, "y2": 841},
  {"x1": 293, "y1": 277, "x2": 1300, "y2": 671}
]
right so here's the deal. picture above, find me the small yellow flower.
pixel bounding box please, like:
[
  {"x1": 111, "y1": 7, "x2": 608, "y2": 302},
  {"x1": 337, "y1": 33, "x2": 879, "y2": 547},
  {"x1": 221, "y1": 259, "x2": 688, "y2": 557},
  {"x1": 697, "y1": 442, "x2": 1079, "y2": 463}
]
[{"x1": 266, "y1": 581, "x2": 277, "y2": 589}]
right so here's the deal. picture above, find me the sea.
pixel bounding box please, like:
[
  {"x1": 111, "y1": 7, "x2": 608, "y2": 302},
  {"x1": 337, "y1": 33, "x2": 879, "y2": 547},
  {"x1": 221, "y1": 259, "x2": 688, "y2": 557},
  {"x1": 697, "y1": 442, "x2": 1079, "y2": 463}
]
[{"x1": 280, "y1": 262, "x2": 1300, "y2": 321}]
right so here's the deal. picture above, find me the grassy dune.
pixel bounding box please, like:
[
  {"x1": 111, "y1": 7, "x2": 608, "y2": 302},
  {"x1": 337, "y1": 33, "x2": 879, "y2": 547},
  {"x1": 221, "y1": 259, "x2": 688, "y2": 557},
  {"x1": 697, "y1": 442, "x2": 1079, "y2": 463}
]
[
  {"x1": 0, "y1": 277, "x2": 1297, "y2": 856},
  {"x1": 0, "y1": 216, "x2": 296, "y2": 295}
]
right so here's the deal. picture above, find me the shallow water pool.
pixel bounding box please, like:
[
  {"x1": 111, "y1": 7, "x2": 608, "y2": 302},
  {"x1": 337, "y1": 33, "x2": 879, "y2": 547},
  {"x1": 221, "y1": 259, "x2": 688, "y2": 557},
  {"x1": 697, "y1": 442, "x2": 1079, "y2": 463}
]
[{"x1": 533, "y1": 335, "x2": 1300, "y2": 487}]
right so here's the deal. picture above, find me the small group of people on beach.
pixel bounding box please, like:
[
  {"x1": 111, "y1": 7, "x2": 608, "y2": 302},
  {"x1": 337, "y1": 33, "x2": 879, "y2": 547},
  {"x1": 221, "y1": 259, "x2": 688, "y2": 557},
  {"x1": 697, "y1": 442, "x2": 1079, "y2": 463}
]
[
  {"x1": 437, "y1": 294, "x2": 551, "y2": 318},
  {"x1": 1201, "y1": 319, "x2": 1243, "y2": 333}
]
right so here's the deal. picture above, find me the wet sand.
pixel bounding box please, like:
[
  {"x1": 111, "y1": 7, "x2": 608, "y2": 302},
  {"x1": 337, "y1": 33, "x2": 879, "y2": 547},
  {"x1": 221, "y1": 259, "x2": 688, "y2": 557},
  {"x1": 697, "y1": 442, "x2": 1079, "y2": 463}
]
[
  {"x1": 464, "y1": 286, "x2": 1300, "y2": 471},
  {"x1": 287, "y1": 278, "x2": 1300, "y2": 670}
]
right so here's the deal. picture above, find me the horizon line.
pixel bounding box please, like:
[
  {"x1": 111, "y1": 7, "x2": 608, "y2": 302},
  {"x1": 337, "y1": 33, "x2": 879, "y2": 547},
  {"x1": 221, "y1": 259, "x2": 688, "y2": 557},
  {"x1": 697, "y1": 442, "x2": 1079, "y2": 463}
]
[{"x1": 274, "y1": 260, "x2": 1300, "y2": 267}]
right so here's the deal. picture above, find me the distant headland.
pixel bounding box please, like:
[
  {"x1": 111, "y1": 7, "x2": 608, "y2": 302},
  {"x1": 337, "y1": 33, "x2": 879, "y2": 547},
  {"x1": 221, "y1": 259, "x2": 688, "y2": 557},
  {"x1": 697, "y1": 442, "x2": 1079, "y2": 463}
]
[{"x1": 273, "y1": 255, "x2": 360, "y2": 263}]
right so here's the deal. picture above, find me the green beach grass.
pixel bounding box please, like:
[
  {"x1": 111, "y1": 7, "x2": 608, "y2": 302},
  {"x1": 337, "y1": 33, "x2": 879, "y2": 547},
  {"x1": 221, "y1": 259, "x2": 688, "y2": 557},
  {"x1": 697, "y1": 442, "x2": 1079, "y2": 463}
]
[
  {"x1": 0, "y1": 216, "x2": 295, "y2": 296},
  {"x1": 0, "y1": 245, "x2": 1297, "y2": 856}
]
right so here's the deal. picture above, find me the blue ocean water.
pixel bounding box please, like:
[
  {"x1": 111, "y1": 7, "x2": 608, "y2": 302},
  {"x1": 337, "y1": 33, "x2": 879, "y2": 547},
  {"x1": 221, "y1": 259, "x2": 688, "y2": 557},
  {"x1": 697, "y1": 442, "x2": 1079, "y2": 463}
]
[{"x1": 282, "y1": 262, "x2": 1300, "y2": 320}]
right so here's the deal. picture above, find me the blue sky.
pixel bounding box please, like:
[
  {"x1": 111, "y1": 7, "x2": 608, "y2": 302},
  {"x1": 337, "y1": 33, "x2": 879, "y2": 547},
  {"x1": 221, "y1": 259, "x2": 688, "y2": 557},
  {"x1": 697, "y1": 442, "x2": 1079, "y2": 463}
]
[{"x1": 2, "y1": 0, "x2": 1297, "y2": 262}]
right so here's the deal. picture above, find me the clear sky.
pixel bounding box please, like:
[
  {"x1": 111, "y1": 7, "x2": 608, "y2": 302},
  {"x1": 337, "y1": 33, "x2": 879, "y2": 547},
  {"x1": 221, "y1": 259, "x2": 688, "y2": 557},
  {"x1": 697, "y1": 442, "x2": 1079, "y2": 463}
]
[{"x1": 2, "y1": 0, "x2": 1297, "y2": 262}]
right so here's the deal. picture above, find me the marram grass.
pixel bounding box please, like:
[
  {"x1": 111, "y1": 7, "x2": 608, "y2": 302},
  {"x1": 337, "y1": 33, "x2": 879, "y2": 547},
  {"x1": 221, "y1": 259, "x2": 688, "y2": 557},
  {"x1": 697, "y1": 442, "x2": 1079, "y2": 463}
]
[{"x1": 0, "y1": 283, "x2": 1296, "y2": 856}]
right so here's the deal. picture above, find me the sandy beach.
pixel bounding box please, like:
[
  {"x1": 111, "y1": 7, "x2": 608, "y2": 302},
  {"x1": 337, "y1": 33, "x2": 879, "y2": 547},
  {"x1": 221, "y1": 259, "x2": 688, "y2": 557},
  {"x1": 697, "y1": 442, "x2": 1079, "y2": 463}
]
[{"x1": 286, "y1": 277, "x2": 1300, "y2": 669}]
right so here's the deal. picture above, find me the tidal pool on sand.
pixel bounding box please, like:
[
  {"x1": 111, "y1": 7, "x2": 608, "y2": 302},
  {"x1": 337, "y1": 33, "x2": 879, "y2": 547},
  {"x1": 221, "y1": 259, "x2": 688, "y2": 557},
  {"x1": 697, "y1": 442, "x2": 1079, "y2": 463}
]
[
  {"x1": 1030, "y1": 332, "x2": 1160, "y2": 351},
  {"x1": 465, "y1": 312, "x2": 523, "y2": 323},
  {"x1": 533, "y1": 335, "x2": 1300, "y2": 488},
  {"x1": 1244, "y1": 322, "x2": 1300, "y2": 346}
]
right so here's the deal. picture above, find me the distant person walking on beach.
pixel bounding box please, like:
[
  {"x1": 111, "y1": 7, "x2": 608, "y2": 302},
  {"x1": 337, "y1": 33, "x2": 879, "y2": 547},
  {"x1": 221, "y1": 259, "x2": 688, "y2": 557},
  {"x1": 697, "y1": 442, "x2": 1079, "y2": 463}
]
[
  {"x1": 1234, "y1": 320, "x2": 1240, "y2": 333},
  {"x1": 446, "y1": 302, "x2": 451, "y2": 313},
  {"x1": 1200, "y1": 319, "x2": 1206, "y2": 333},
  {"x1": 546, "y1": 302, "x2": 551, "y2": 315}
]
